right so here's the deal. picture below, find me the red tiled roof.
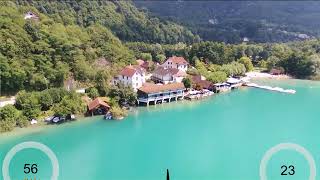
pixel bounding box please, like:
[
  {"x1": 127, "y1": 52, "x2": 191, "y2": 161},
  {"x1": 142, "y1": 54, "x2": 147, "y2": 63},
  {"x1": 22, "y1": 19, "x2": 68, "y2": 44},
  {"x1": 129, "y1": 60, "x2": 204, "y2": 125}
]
[
  {"x1": 191, "y1": 75, "x2": 202, "y2": 83},
  {"x1": 153, "y1": 66, "x2": 180, "y2": 76},
  {"x1": 141, "y1": 61, "x2": 150, "y2": 69},
  {"x1": 119, "y1": 65, "x2": 145, "y2": 77},
  {"x1": 173, "y1": 70, "x2": 187, "y2": 77},
  {"x1": 136, "y1": 59, "x2": 145, "y2": 66},
  {"x1": 196, "y1": 80, "x2": 213, "y2": 89},
  {"x1": 88, "y1": 97, "x2": 110, "y2": 111},
  {"x1": 270, "y1": 68, "x2": 284, "y2": 75},
  {"x1": 120, "y1": 67, "x2": 136, "y2": 77},
  {"x1": 167, "y1": 56, "x2": 188, "y2": 65},
  {"x1": 138, "y1": 83, "x2": 185, "y2": 94},
  {"x1": 136, "y1": 59, "x2": 151, "y2": 70}
]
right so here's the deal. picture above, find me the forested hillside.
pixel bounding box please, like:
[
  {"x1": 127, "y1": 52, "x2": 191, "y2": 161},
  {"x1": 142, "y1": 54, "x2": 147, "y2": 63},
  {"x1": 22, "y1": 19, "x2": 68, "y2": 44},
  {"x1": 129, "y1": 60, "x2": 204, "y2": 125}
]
[
  {"x1": 0, "y1": 0, "x2": 200, "y2": 95},
  {"x1": 1, "y1": 0, "x2": 320, "y2": 97},
  {"x1": 0, "y1": 1, "x2": 136, "y2": 94},
  {"x1": 17, "y1": 0, "x2": 199, "y2": 44},
  {"x1": 135, "y1": 1, "x2": 320, "y2": 43},
  {"x1": 1, "y1": 0, "x2": 320, "y2": 132}
]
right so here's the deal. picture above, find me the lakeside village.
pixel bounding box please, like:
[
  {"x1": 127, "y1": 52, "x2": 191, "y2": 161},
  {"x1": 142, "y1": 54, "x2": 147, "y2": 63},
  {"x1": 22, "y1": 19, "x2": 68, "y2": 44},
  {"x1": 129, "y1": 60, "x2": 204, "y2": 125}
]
[
  {"x1": 68, "y1": 56, "x2": 247, "y2": 121},
  {"x1": 1, "y1": 55, "x2": 295, "y2": 127}
]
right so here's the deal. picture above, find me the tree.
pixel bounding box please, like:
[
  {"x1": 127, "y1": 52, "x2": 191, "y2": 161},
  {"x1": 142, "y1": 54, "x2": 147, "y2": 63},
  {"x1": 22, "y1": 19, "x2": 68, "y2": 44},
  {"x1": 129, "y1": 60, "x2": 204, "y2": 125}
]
[
  {"x1": 266, "y1": 56, "x2": 280, "y2": 71},
  {"x1": 182, "y1": 77, "x2": 192, "y2": 89},
  {"x1": 110, "y1": 106, "x2": 127, "y2": 120},
  {"x1": 238, "y1": 56, "x2": 254, "y2": 72},
  {"x1": 220, "y1": 62, "x2": 245, "y2": 76},
  {"x1": 280, "y1": 53, "x2": 314, "y2": 78},
  {"x1": 309, "y1": 54, "x2": 320, "y2": 75},
  {"x1": 109, "y1": 84, "x2": 137, "y2": 106},
  {"x1": 186, "y1": 68, "x2": 200, "y2": 75},
  {"x1": 16, "y1": 115, "x2": 29, "y2": 128},
  {"x1": 0, "y1": 105, "x2": 19, "y2": 132},
  {"x1": 155, "y1": 54, "x2": 166, "y2": 63},
  {"x1": 258, "y1": 60, "x2": 268, "y2": 68},
  {"x1": 52, "y1": 92, "x2": 86, "y2": 117},
  {"x1": 140, "y1": 53, "x2": 152, "y2": 61},
  {"x1": 87, "y1": 87, "x2": 100, "y2": 99},
  {"x1": 207, "y1": 71, "x2": 227, "y2": 83},
  {"x1": 15, "y1": 91, "x2": 41, "y2": 119},
  {"x1": 30, "y1": 73, "x2": 49, "y2": 91},
  {"x1": 195, "y1": 59, "x2": 208, "y2": 76},
  {"x1": 39, "y1": 90, "x2": 54, "y2": 111}
]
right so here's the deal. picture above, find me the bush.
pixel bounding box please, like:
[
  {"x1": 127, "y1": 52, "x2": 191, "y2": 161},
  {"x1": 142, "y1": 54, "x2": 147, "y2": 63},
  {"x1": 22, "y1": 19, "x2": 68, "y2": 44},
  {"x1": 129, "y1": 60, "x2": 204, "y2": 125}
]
[
  {"x1": 16, "y1": 115, "x2": 29, "y2": 128},
  {"x1": 186, "y1": 68, "x2": 200, "y2": 75},
  {"x1": 110, "y1": 106, "x2": 128, "y2": 120},
  {"x1": 140, "y1": 53, "x2": 152, "y2": 61},
  {"x1": 258, "y1": 60, "x2": 268, "y2": 68},
  {"x1": 109, "y1": 84, "x2": 137, "y2": 106},
  {"x1": 0, "y1": 105, "x2": 19, "y2": 132},
  {"x1": 182, "y1": 77, "x2": 192, "y2": 89},
  {"x1": 207, "y1": 71, "x2": 227, "y2": 83},
  {"x1": 155, "y1": 54, "x2": 166, "y2": 63},
  {"x1": 238, "y1": 56, "x2": 254, "y2": 72},
  {"x1": 86, "y1": 87, "x2": 100, "y2": 99}
]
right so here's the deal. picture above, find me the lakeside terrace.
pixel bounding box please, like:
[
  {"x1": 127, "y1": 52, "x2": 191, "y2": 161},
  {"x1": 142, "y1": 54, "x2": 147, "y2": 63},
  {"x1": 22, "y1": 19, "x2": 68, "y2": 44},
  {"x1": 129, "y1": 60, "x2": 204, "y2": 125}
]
[{"x1": 137, "y1": 83, "x2": 185, "y2": 106}]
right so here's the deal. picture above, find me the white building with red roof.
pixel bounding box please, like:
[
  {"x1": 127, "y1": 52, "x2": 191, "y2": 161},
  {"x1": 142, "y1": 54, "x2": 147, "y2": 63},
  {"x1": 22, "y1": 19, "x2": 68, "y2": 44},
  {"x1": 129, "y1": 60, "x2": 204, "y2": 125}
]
[
  {"x1": 113, "y1": 65, "x2": 146, "y2": 91},
  {"x1": 151, "y1": 66, "x2": 187, "y2": 84},
  {"x1": 161, "y1": 56, "x2": 188, "y2": 72}
]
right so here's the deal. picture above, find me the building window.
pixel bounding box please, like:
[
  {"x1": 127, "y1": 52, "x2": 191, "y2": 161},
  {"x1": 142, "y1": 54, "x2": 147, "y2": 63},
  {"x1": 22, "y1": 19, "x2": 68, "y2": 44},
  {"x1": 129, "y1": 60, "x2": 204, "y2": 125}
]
[{"x1": 136, "y1": 83, "x2": 138, "y2": 87}]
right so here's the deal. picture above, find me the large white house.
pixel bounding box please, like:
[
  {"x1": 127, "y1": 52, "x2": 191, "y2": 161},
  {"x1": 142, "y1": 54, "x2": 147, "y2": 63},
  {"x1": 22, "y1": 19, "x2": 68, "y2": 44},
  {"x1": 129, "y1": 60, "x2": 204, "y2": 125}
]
[
  {"x1": 151, "y1": 66, "x2": 187, "y2": 84},
  {"x1": 113, "y1": 65, "x2": 146, "y2": 91},
  {"x1": 162, "y1": 56, "x2": 188, "y2": 72}
]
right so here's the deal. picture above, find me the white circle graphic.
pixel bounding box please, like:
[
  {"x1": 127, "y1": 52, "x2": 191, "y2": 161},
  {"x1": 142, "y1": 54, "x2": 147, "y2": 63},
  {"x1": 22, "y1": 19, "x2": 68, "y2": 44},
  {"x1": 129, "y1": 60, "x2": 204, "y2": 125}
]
[
  {"x1": 2, "y1": 141, "x2": 59, "y2": 180},
  {"x1": 259, "y1": 143, "x2": 316, "y2": 180}
]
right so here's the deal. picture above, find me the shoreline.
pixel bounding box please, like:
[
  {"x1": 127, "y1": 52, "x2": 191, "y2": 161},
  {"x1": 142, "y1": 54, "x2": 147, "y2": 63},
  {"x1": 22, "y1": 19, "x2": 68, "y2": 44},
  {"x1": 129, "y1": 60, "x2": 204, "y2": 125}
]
[
  {"x1": 0, "y1": 76, "x2": 317, "y2": 136},
  {"x1": 245, "y1": 72, "x2": 292, "y2": 80},
  {"x1": 0, "y1": 115, "x2": 94, "y2": 138},
  {"x1": 0, "y1": 98, "x2": 213, "y2": 138}
]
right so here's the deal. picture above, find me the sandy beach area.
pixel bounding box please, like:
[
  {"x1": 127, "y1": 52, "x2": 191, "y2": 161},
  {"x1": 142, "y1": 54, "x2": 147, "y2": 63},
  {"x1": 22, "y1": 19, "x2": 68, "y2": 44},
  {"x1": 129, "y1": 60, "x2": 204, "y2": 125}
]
[{"x1": 245, "y1": 72, "x2": 291, "y2": 80}]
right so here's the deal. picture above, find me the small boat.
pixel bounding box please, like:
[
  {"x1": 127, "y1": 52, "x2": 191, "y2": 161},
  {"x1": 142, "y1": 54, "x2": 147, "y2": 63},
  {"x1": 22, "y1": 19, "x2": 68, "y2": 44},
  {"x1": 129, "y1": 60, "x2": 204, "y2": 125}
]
[
  {"x1": 44, "y1": 116, "x2": 53, "y2": 122},
  {"x1": 104, "y1": 113, "x2": 112, "y2": 120},
  {"x1": 30, "y1": 119, "x2": 38, "y2": 125},
  {"x1": 52, "y1": 117, "x2": 60, "y2": 123}
]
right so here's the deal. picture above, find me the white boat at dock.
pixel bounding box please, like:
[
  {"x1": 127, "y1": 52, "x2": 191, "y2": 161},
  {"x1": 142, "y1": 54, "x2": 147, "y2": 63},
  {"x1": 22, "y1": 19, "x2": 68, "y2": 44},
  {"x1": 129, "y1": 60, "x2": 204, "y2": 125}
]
[
  {"x1": 185, "y1": 89, "x2": 214, "y2": 100},
  {"x1": 245, "y1": 83, "x2": 296, "y2": 94}
]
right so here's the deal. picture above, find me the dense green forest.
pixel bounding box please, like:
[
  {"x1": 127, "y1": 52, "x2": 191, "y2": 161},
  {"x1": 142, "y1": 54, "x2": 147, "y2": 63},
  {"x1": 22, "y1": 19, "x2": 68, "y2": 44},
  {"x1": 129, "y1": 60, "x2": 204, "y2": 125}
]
[
  {"x1": 17, "y1": 0, "x2": 199, "y2": 44},
  {"x1": 134, "y1": 1, "x2": 320, "y2": 43},
  {"x1": 126, "y1": 40, "x2": 320, "y2": 80},
  {"x1": 1, "y1": 0, "x2": 320, "y2": 95},
  {"x1": 1, "y1": 0, "x2": 320, "y2": 132}
]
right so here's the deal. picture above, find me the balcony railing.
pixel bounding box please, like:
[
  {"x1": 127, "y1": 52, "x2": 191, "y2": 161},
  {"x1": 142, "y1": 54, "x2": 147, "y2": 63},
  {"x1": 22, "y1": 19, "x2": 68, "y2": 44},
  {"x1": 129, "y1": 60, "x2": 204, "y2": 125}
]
[{"x1": 138, "y1": 93, "x2": 184, "y2": 102}]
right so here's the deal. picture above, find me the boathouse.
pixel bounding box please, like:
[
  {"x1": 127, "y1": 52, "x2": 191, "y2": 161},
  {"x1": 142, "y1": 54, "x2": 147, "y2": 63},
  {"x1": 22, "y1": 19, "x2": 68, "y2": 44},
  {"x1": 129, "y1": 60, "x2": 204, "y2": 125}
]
[
  {"x1": 270, "y1": 68, "x2": 284, "y2": 75},
  {"x1": 191, "y1": 75, "x2": 214, "y2": 91},
  {"x1": 213, "y1": 83, "x2": 230, "y2": 93},
  {"x1": 137, "y1": 83, "x2": 185, "y2": 106},
  {"x1": 87, "y1": 97, "x2": 110, "y2": 116},
  {"x1": 226, "y1": 77, "x2": 242, "y2": 89}
]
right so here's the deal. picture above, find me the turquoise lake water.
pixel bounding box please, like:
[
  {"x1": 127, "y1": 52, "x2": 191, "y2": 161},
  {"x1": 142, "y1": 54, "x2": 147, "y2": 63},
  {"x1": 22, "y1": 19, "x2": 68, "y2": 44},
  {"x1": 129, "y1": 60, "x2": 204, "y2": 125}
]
[{"x1": 0, "y1": 79, "x2": 320, "y2": 180}]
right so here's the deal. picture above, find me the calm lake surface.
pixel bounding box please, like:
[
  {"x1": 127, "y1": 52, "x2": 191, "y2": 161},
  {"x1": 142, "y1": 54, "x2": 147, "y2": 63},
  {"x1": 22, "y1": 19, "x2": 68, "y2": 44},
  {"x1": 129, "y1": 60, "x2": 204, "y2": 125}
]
[{"x1": 1, "y1": 79, "x2": 320, "y2": 180}]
